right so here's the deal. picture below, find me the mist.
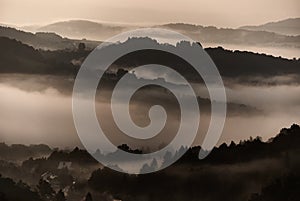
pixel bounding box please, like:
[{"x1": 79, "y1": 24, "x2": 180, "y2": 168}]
[{"x1": 0, "y1": 74, "x2": 299, "y2": 149}]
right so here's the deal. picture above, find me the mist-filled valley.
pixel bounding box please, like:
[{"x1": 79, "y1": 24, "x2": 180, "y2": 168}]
[
  {"x1": 0, "y1": 35, "x2": 299, "y2": 149},
  {"x1": 0, "y1": 4, "x2": 300, "y2": 200}
]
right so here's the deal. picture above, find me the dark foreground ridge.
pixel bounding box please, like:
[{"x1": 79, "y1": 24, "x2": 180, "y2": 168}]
[{"x1": 0, "y1": 124, "x2": 299, "y2": 201}]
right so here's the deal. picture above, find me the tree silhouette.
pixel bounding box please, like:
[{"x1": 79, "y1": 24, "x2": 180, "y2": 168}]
[
  {"x1": 249, "y1": 174, "x2": 300, "y2": 201},
  {"x1": 85, "y1": 192, "x2": 93, "y2": 201},
  {"x1": 55, "y1": 189, "x2": 66, "y2": 201},
  {"x1": 78, "y1": 43, "x2": 86, "y2": 52},
  {"x1": 0, "y1": 192, "x2": 7, "y2": 201},
  {"x1": 37, "y1": 179, "x2": 55, "y2": 201},
  {"x1": 161, "y1": 151, "x2": 173, "y2": 168},
  {"x1": 0, "y1": 176, "x2": 42, "y2": 201},
  {"x1": 140, "y1": 158, "x2": 158, "y2": 173}
]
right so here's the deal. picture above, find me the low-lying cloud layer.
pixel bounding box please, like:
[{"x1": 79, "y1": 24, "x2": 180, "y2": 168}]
[{"x1": 0, "y1": 37, "x2": 299, "y2": 149}]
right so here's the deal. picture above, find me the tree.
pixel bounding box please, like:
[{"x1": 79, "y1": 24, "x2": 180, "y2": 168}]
[
  {"x1": 0, "y1": 192, "x2": 7, "y2": 201},
  {"x1": 161, "y1": 151, "x2": 173, "y2": 168},
  {"x1": 140, "y1": 158, "x2": 158, "y2": 173},
  {"x1": 78, "y1": 43, "x2": 86, "y2": 52},
  {"x1": 55, "y1": 190, "x2": 66, "y2": 201},
  {"x1": 85, "y1": 192, "x2": 93, "y2": 201},
  {"x1": 37, "y1": 179, "x2": 55, "y2": 201},
  {"x1": 0, "y1": 177, "x2": 42, "y2": 201}
]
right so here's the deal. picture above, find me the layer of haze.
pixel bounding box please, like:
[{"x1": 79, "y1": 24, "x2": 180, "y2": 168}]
[
  {"x1": 0, "y1": 0, "x2": 299, "y2": 150},
  {"x1": 0, "y1": 78, "x2": 299, "y2": 149},
  {"x1": 0, "y1": 0, "x2": 299, "y2": 27}
]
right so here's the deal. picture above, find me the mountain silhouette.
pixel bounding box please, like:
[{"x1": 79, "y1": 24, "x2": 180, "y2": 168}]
[
  {"x1": 0, "y1": 37, "x2": 82, "y2": 75},
  {"x1": 1, "y1": 36, "x2": 299, "y2": 86},
  {"x1": 87, "y1": 124, "x2": 300, "y2": 201},
  {"x1": 241, "y1": 18, "x2": 300, "y2": 36},
  {"x1": 0, "y1": 26, "x2": 99, "y2": 50},
  {"x1": 0, "y1": 143, "x2": 51, "y2": 162},
  {"x1": 158, "y1": 22, "x2": 300, "y2": 48},
  {"x1": 0, "y1": 124, "x2": 299, "y2": 201},
  {"x1": 0, "y1": 176, "x2": 42, "y2": 201},
  {"x1": 31, "y1": 20, "x2": 132, "y2": 41},
  {"x1": 14, "y1": 19, "x2": 300, "y2": 48}
]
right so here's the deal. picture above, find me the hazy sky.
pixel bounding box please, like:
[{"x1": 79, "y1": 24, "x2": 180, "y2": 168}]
[{"x1": 0, "y1": 0, "x2": 299, "y2": 27}]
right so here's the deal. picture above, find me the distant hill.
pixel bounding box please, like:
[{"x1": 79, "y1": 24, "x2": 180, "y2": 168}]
[
  {"x1": 0, "y1": 37, "x2": 83, "y2": 75},
  {"x1": 0, "y1": 142, "x2": 52, "y2": 162},
  {"x1": 240, "y1": 18, "x2": 300, "y2": 36},
  {"x1": 20, "y1": 19, "x2": 300, "y2": 48},
  {"x1": 159, "y1": 23, "x2": 300, "y2": 48},
  {"x1": 34, "y1": 20, "x2": 133, "y2": 41},
  {"x1": 182, "y1": 124, "x2": 300, "y2": 165},
  {"x1": 0, "y1": 36, "x2": 299, "y2": 86},
  {"x1": 0, "y1": 26, "x2": 99, "y2": 50},
  {"x1": 47, "y1": 147, "x2": 98, "y2": 165}
]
